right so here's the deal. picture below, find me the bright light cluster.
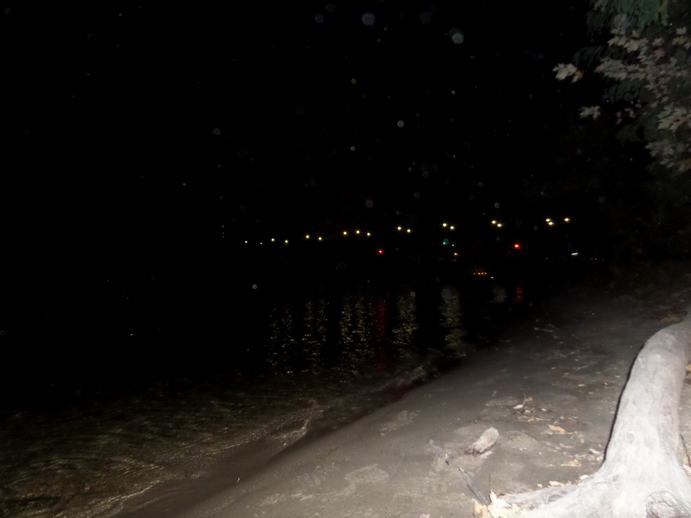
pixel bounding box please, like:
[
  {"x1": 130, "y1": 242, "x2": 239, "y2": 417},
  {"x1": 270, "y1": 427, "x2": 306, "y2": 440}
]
[
  {"x1": 343, "y1": 229, "x2": 374, "y2": 237},
  {"x1": 545, "y1": 217, "x2": 571, "y2": 227}
]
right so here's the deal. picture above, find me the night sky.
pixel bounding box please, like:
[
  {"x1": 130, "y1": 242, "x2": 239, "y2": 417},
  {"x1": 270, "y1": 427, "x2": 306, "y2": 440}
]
[
  {"x1": 1, "y1": 4, "x2": 615, "y2": 387},
  {"x1": 6, "y1": 4, "x2": 593, "y2": 240}
]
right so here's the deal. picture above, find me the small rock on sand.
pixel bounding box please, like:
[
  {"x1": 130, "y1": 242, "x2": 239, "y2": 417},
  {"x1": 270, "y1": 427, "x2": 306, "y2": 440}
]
[{"x1": 466, "y1": 427, "x2": 499, "y2": 455}]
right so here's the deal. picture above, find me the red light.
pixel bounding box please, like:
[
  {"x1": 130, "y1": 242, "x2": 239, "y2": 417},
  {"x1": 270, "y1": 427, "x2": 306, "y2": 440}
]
[
  {"x1": 377, "y1": 249, "x2": 384, "y2": 255},
  {"x1": 513, "y1": 243, "x2": 522, "y2": 250}
]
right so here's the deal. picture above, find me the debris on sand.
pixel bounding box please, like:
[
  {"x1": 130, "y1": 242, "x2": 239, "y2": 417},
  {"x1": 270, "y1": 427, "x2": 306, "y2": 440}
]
[{"x1": 466, "y1": 427, "x2": 500, "y2": 455}]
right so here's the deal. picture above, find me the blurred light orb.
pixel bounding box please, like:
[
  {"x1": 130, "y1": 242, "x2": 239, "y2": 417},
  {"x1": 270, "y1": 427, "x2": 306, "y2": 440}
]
[
  {"x1": 361, "y1": 12, "x2": 376, "y2": 26},
  {"x1": 450, "y1": 29, "x2": 465, "y2": 44}
]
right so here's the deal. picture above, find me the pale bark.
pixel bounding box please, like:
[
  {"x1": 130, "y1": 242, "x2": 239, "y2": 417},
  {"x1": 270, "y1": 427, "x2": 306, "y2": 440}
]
[{"x1": 493, "y1": 319, "x2": 691, "y2": 518}]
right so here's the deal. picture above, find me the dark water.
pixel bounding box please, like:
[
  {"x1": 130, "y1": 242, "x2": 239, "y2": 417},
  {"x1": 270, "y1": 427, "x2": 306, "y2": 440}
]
[
  {"x1": 235, "y1": 281, "x2": 513, "y2": 377},
  {"x1": 0, "y1": 278, "x2": 528, "y2": 518}
]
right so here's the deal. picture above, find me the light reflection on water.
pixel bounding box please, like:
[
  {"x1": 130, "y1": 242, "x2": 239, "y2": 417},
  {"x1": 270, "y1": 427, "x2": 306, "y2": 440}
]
[
  {"x1": 255, "y1": 285, "x2": 481, "y2": 379},
  {"x1": 0, "y1": 282, "x2": 517, "y2": 518},
  {"x1": 440, "y1": 285, "x2": 466, "y2": 357}
]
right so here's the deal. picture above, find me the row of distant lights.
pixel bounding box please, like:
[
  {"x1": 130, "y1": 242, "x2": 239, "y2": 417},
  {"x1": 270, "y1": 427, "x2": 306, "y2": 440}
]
[
  {"x1": 244, "y1": 221, "x2": 458, "y2": 245},
  {"x1": 342, "y1": 229, "x2": 373, "y2": 237},
  {"x1": 243, "y1": 230, "x2": 374, "y2": 246},
  {"x1": 243, "y1": 219, "x2": 571, "y2": 245},
  {"x1": 489, "y1": 217, "x2": 571, "y2": 228},
  {"x1": 244, "y1": 237, "x2": 297, "y2": 246}
]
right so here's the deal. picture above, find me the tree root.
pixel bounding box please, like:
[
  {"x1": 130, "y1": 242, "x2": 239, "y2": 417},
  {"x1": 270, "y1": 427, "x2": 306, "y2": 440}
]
[{"x1": 485, "y1": 319, "x2": 691, "y2": 518}]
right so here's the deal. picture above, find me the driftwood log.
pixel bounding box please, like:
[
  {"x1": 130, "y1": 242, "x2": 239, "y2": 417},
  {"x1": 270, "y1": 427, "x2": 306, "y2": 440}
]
[{"x1": 492, "y1": 316, "x2": 691, "y2": 517}]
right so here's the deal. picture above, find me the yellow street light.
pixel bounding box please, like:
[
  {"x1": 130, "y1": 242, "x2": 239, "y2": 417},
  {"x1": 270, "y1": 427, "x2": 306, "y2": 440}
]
[
  {"x1": 317, "y1": 236, "x2": 323, "y2": 241},
  {"x1": 449, "y1": 225, "x2": 455, "y2": 230},
  {"x1": 343, "y1": 230, "x2": 348, "y2": 236},
  {"x1": 491, "y1": 220, "x2": 497, "y2": 225},
  {"x1": 284, "y1": 239, "x2": 289, "y2": 244},
  {"x1": 396, "y1": 225, "x2": 403, "y2": 231},
  {"x1": 564, "y1": 217, "x2": 571, "y2": 223},
  {"x1": 270, "y1": 237, "x2": 276, "y2": 242},
  {"x1": 366, "y1": 232, "x2": 372, "y2": 237},
  {"x1": 442, "y1": 222, "x2": 448, "y2": 228},
  {"x1": 406, "y1": 228, "x2": 412, "y2": 233},
  {"x1": 496, "y1": 223, "x2": 503, "y2": 228},
  {"x1": 305, "y1": 234, "x2": 311, "y2": 239},
  {"x1": 355, "y1": 229, "x2": 361, "y2": 235}
]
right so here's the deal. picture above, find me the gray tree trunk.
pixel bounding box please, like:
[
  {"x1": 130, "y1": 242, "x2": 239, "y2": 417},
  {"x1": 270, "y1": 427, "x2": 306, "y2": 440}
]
[{"x1": 494, "y1": 318, "x2": 691, "y2": 518}]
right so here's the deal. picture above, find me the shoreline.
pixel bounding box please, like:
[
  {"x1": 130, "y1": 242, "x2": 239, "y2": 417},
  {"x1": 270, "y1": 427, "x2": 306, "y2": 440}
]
[
  {"x1": 3, "y1": 277, "x2": 541, "y2": 518},
  {"x1": 122, "y1": 281, "x2": 691, "y2": 517},
  {"x1": 115, "y1": 288, "x2": 550, "y2": 517}
]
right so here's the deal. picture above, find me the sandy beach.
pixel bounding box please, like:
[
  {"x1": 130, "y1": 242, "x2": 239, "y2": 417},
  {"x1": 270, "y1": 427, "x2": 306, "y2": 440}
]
[{"x1": 120, "y1": 280, "x2": 691, "y2": 518}]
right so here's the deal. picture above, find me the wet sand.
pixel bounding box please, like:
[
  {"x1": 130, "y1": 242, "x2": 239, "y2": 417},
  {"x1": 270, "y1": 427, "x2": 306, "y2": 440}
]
[{"x1": 122, "y1": 281, "x2": 691, "y2": 517}]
